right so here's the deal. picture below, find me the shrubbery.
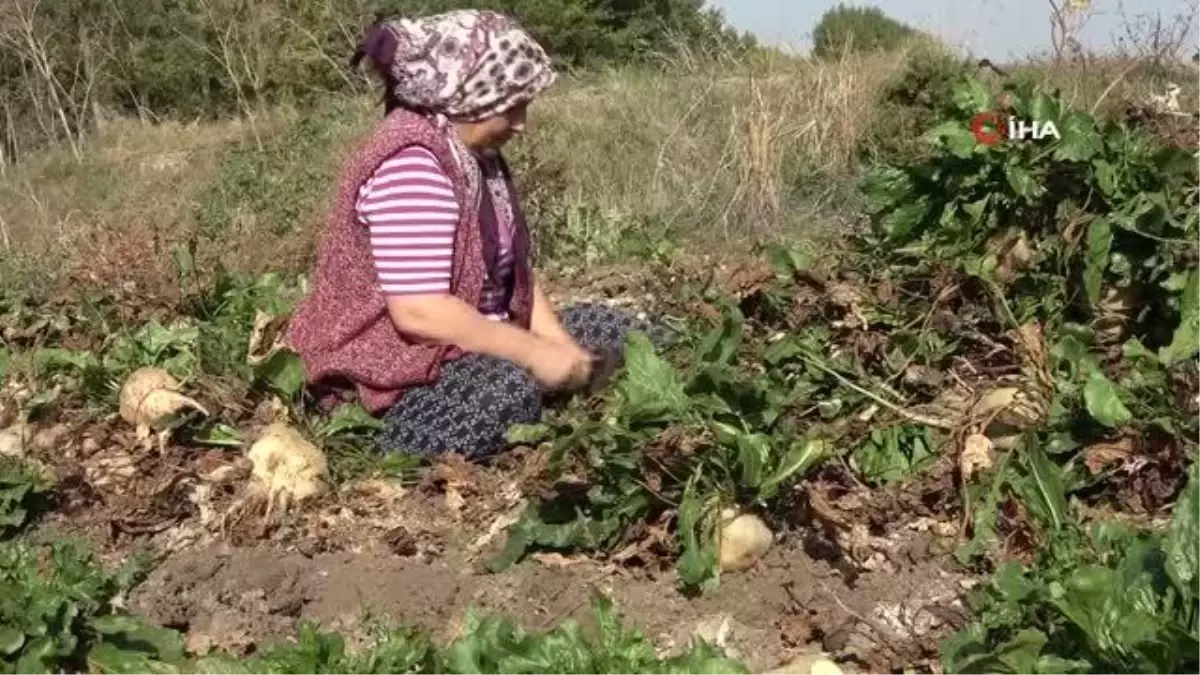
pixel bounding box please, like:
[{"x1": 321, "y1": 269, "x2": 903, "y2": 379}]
[
  {"x1": 812, "y1": 4, "x2": 918, "y2": 58},
  {"x1": 0, "y1": 0, "x2": 753, "y2": 156}
]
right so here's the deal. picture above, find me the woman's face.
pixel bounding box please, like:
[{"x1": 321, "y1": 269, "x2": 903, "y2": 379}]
[{"x1": 457, "y1": 102, "x2": 528, "y2": 154}]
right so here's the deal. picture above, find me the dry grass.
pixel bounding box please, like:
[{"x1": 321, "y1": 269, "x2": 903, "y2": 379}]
[
  {"x1": 0, "y1": 46, "x2": 1192, "y2": 303},
  {"x1": 518, "y1": 49, "x2": 905, "y2": 242}
]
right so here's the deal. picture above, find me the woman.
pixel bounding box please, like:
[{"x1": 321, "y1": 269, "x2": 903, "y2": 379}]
[{"x1": 285, "y1": 10, "x2": 659, "y2": 460}]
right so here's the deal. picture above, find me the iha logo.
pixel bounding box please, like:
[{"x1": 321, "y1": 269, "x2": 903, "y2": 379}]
[{"x1": 969, "y1": 112, "x2": 1062, "y2": 146}]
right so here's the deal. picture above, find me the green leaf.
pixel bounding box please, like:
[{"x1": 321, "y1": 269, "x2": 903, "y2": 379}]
[
  {"x1": 1083, "y1": 217, "x2": 1113, "y2": 304},
  {"x1": 90, "y1": 614, "x2": 186, "y2": 659},
  {"x1": 0, "y1": 624, "x2": 24, "y2": 656},
  {"x1": 851, "y1": 425, "x2": 935, "y2": 485},
  {"x1": 952, "y1": 628, "x2": 1048, "y2": 674},
  {"x1": 505, "y1": 423, "x2": 552, "y2": 446},
  {"x1": 1028, "y1": 91, "x2": 1060, "y2": 124},
  {"x1": 1053, "y1": 112, "x2": 1103, "y2": 161},
  {"x1": 735, "y1": 433, "x2": 769, "y2": 490},
  {"x1": 1025, "y1": 445, "x2": 1068, "y2": 531},
  {"x1": 191, "y1": 423, "x2": 243, "y2": 448},
  {"x1": 87, "y1": 641, "x2": 181, "y2": 674},
  {"x1": 615, "y1": 332, "x2": 690, "y2": 423},
  {"x1": 877, "y1": 197, "x2": 930, "y2": 243},
  {"x1": 952, "y1": 77, "x2": 993, "y2": 112},
  {"x1": 675, "y1": 475, "x2": 719, "y2": 591},
  {"x1": 1093, "y1": 159, "x2": 1118, "y2": 196},
  {"x1": 171, "y1": 242, "x2": 196, "y2": 280},
  {"x1": 1083, "y1": 372, "x2": 1132, "y2": 427},
  {"x1": 1004, "y1": 164, "x2": 1040, "y2": 200},
  {"x1": 696, "y1": 305, "x2": 744, "y2": 367},
  {"x1": 1159, "y1": 267, "x2": 1199, "y2": 366},
  {"x1": 758, "y1": 437, "x2": 829, "y2": 500},
  {"x1": 765, "y1": 245, "x2": 812, "y2": 280},
  {"x1": 252, "y1": 348, "x2": 306, "y2": 399},
  {"x1": 315, "y1": 403, "x2": 384, "y2": 439},
  {"x1": 927, "y1": 120, "x2": 978, "y2": 158},
  {"x1": 860, "y1": 166, "x2": 914, "y2": 215},
  {"x1": 1165, "y1": 462, "x2": 1198, "y2": 601}
]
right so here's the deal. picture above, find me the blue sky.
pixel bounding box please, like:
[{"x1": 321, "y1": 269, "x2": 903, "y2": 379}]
[{"x1": 707, "y1": 0, "x2": 1199, "y2": 59}]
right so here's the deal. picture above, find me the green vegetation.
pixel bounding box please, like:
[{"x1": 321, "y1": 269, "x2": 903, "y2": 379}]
[
  {"x1": 0, "y1": 538, "x2": 742, "y2": 673},
  {"x1": 2, "y1": 2, "x2": 1198, "y2": 672},
  {"x1": 0, "y1": 0, "x2": 753, "y2": 161},
  {"x1": 0, "y1": 458, "x2": 51, "y2": 539},
  {"x1": 813, "y1": 4, "x2": 920, "y2": 58},
  {"x1": 944, "y1": 463, "x2": 1198, "y2": 673}
]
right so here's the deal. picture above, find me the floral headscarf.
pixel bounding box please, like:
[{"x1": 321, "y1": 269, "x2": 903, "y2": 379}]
[{"x1": 351, "y1": 10, "x2": 556, "y2": 123}]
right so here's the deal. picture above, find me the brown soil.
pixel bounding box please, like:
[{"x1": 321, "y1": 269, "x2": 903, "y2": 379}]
[
  {"x1": 128, "y1": 531, "x2": 968, "y2": 673},
  {"x1": 9, "y1": 257, "x2": 984, "y2": 673},
  {"x1": 18, "y1": 417, "x2": 973, "y2": 673}
]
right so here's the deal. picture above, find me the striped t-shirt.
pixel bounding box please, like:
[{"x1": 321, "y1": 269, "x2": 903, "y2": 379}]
[{"x1": 355, "y1": 146, "x2": 514, "y2": 320}]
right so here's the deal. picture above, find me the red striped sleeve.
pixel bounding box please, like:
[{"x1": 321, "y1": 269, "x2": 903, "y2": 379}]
[{"x1": 356, "y1": 146, "x2": 458, "y2": 296}]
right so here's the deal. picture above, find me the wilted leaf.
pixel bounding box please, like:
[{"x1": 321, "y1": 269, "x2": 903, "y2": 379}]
[
  {"x1": 960, "y1": 434, "x2": 994, "y2": 481},
  {"x1": 1082, "y1": 438, "x2": 1135, "y2": 475}
]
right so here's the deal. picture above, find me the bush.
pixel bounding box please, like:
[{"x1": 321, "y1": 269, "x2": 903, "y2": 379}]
[
  {"x1": 812, "y1": 4, "x2": 917, "y2": 58},
  {"x1": 859, "y1": 44, "x2": 972, "y2": 163},
  {"x1": 0, "y1": 0, "x2": 756, "y2": 160}
]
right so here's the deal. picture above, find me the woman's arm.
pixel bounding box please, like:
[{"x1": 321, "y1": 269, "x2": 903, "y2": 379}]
[
  {"x1": 358, "y1": 146, "x2": 588, "y2": 388},
  {"x1": 386, "y1": 293, "x2": 542, "y2": 368},
  {"x1": 530, "y1": 274, "x2": 576, "y2": 346}
]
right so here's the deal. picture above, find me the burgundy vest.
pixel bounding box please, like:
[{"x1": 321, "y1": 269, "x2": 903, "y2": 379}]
[{"x1": 283, "y1": 109, "x2": 534, "y2": 413}]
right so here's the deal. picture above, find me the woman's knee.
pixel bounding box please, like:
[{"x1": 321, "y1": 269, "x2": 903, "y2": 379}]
[
  {"x1": 376, "y1": 355, "x2": 541, "y2": 459},
  {"x1": 559, "y1": 302, "x2": 673, "y2": 352}
]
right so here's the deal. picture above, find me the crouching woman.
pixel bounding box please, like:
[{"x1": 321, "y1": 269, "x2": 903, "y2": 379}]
[{"x1": 285, "y1": 10, "x2": 657, "y2": 460}]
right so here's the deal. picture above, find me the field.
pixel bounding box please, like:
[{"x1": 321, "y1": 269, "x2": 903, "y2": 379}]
[{"x1": 1, "y1": 46, "x2": 1199, "y2": 674}]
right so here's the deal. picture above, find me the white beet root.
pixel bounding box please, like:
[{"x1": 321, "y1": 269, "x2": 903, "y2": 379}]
[
  {"x1": 718, "y1": 508, "x2": 773, "y2": 572},
  {"x1": 118, "y1": 367, "x2": 208, "y2": 428},
  {"x1": 810, "y1": 658, "x2": 844, "y2": 675},
  {"x1": 0, "y1": 421, "x2": 32, "y2": 458},
  {"x1": 768, "y1": 652, "x2": 844, "y2": 675},
  {"x1": 246, "y1": 422, "x2": 329, "y2": 517}
]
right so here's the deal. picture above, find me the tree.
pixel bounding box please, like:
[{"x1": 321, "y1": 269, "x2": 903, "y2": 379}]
[{"x1": 812, "y1": 4, "x2": 916, "y2": 59}]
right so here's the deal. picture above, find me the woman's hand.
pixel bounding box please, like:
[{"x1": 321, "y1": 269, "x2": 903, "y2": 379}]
[
  {"x1": 385, "y1": 293, "x2": 592, "y2": 390},
  {"x1": 527, "y1": 338, "x2": 593, "y2": 391}
]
